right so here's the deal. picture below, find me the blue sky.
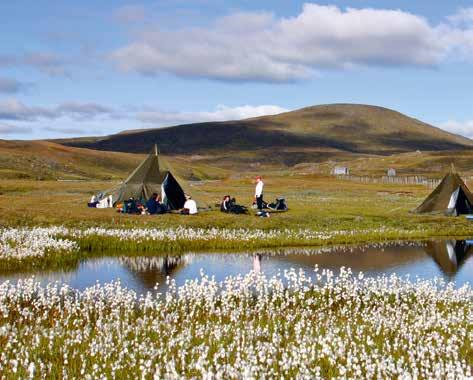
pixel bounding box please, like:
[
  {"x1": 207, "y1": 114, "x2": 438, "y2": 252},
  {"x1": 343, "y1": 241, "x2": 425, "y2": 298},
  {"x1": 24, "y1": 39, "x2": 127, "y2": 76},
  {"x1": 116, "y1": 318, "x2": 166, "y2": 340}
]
[{"x1": 1, "y1": 1, "x2": 473, "y2": 139}]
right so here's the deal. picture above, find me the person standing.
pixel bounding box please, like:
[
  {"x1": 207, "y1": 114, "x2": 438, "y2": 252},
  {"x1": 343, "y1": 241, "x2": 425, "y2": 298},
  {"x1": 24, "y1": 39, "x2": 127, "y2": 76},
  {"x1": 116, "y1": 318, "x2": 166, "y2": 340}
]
[{"x1": 254, "y1": 176, "x2": 264, "y2": 210}]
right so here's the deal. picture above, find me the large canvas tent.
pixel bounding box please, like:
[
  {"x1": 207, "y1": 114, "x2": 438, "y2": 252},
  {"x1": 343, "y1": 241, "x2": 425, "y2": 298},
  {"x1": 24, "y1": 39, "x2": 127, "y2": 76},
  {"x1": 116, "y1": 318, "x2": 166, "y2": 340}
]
[
  {"x1": 100, "y1": 145, "x2": 186, "y2": 210},
  {"x1": 415, "y1": 172, "x2": 473, "y2": 216}
]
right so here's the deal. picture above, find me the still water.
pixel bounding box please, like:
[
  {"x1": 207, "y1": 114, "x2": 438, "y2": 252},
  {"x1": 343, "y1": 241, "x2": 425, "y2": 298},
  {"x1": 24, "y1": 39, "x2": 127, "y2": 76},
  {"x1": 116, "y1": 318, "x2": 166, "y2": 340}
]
[{"x1": 1, "y1": 239, "x2": 472, "y2": 294}]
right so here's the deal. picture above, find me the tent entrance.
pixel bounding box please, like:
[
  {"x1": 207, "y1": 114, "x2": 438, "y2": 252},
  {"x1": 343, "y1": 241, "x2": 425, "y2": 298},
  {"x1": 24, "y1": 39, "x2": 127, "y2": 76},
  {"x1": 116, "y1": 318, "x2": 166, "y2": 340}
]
[
  {"x1": 449, "y1": 187, "x2": 473, "y2": 215},
  {"x1": 161, "y1": 172, "x2": 186, "y2": 210}
]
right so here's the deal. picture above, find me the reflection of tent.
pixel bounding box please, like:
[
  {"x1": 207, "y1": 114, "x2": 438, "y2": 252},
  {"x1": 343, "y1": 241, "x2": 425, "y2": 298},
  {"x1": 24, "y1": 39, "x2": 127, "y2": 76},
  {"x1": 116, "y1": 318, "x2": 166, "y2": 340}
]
[
  {"x1": 424, "y1": 240, "x2": 472, "y2": 275},
  {"x1": 415, "y1": 173, "x2": 473, "y2": 215},
  {"x1": 119, "y1": 256, "x2": 186, "y2": 289},
  {"x1": 103, "y1": 145, "x2": 186, "y2": 210}
]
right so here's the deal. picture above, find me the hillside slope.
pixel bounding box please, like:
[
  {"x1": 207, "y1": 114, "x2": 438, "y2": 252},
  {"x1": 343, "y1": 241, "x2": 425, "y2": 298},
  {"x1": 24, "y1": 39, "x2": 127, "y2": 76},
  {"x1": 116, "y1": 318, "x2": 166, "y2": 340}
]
[
  {"x1": 0, "y1": 140, "x2": 230, "y2": 181},
  {"x1": 56, "y1": 104, "x2": 473, "y2": 165},
  {"x1": 0, "y1": 140, "x2": 144, "y2": 180}
]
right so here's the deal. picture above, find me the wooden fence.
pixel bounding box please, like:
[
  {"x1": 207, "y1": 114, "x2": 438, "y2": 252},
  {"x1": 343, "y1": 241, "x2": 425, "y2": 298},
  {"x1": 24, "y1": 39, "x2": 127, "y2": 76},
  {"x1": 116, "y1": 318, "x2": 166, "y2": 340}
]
[{"x1": 334, "y1": 175, "x2": 442, "y2": 188}]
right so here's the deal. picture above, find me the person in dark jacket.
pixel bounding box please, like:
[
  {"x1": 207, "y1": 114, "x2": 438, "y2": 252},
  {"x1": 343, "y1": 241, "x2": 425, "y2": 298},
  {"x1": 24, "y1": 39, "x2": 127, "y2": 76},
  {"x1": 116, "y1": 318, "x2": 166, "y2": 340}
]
[
  {"x1": 221, "y1": 195, "x2": 232, "y2": 212},
  {"x1": 220, "y1": 195, "x2": 248, "y2": 214},
  {"x1": 146, "y1": 193, "x2": 159, "y2": 215}
]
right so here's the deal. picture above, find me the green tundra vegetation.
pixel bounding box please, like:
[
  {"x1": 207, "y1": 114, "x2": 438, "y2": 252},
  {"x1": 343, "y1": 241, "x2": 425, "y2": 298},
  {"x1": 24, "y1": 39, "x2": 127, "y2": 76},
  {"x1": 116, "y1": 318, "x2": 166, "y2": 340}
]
[{"x1": 1, "y1": 173, "x2": 473, "y2": 272}]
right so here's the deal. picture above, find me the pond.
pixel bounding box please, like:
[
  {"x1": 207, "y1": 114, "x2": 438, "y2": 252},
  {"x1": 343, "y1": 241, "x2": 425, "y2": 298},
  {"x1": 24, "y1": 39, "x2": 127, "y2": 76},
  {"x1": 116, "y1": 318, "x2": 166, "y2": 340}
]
[{"x1": 1, "y1": 239, "x2": 472, "y2": 294}]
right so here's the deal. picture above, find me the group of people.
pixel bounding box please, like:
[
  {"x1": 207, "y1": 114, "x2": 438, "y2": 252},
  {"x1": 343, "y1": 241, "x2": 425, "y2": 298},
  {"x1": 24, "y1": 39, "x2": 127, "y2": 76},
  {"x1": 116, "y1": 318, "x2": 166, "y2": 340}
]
[
  {"x1": 146, "y1": 193, "x2": 198, "y2": 215},
  {"x1": 117, "y1": 193, "x2": 198, "y2": 215},
  {"x1": 219, "y1": 176, "x2": 267, "y2": 215},
  {"x1": 116, "y1": 175, "x2": 271, "y2": 216}
]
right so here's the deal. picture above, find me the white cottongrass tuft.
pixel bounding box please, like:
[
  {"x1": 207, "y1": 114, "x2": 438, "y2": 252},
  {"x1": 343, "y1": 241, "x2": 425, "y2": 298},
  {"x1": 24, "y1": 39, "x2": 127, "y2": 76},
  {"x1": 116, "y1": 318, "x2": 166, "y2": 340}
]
[
  {"x1": 0, "y1": 227, "x2": 77, "y2": 260},
  {"x1": 0, "y1": 269, "x2": 471, "y2": 378}
]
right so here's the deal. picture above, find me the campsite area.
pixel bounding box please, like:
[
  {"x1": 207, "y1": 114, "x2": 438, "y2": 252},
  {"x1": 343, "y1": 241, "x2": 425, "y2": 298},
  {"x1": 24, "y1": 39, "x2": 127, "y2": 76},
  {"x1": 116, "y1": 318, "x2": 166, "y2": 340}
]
[
  {"x1": 2, "y1": 166, "x2": 473, "y2": 267},
  {"x1": 1, "y1": 113, "x2": 473, "y2": 378},
  {"x1": 3, "y1": 0, "x2": 473, "y2": 375},
  {"x1": 1, "y1": 165, "x2": 473, "y2": 378}
]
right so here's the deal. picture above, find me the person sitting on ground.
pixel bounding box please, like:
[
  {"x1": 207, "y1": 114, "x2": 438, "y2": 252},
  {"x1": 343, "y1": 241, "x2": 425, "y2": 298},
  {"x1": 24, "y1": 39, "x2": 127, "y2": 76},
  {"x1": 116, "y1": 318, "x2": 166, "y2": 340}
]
[
  {"x1": 220, "y1": 195, "x2": 248, "y2": 214},
  {"x1": 155, "y1": 195, "x2": 168, "y2": 214},
  {"x1": 221, "y1": 195, "x2": 232, "y2": 212},
  {"x1": 268, "y1": 197, "x2": 288, "y2": 211},
  {"x1": 123, "y1": 197, "x2": 140, "y2": 214},
  {"x1": 146, "y1": 193, "x2": 159, "y2": 215},
  {"x1": 181, "y1": 194, "x2": 198, "y2": 215},
  {"x1": 88, "y1": 194, "x2": 99, "y2": 208}
]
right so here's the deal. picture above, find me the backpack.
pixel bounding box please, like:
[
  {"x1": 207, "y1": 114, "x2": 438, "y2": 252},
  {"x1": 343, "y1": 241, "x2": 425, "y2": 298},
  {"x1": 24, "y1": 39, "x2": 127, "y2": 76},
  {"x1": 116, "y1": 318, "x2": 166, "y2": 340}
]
[{"x1": 268, "y1": 197, "x2": 288, "y2": 211}]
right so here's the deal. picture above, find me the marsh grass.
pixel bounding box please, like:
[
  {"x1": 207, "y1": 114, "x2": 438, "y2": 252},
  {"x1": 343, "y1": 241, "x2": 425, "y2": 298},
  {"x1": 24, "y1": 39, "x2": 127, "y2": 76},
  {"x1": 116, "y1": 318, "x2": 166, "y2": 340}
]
[{"x1": 0, "y1": 270, "x2": 471, "y2": 378}]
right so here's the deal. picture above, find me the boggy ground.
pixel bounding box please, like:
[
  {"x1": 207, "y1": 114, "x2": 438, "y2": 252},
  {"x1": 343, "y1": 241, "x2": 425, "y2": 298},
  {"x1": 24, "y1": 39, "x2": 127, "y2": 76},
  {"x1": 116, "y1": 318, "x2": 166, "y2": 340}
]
[{"x1": 1, "y1": 174, "x2": 473, "y2": 271}]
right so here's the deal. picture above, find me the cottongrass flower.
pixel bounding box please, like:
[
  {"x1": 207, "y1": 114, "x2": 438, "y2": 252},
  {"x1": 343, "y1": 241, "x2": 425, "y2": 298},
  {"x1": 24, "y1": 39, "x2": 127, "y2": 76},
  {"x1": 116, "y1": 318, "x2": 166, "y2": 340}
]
[
  {"x1": 0, "y1": 227, "x2": 77, "y2": 260},
  {"x1": 0, "y1": 268, "x2": 471, "y2": 378},
  {"x1": 73, "y1": 225, "x2": 422, "y2": 243},
  {"x1": 0, "y1": 226, "x2": 425, "y2": 263}
]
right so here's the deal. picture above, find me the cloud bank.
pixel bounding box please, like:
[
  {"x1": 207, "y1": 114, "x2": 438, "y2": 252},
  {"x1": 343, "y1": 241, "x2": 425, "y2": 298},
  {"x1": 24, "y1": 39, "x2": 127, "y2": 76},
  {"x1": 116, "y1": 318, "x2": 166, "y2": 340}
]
[
  {"x1": 0, "y1": 99, "x2": 114, "y2": 121},
  {"x1": 0, "y1": 123, "x2": 32, "y2": 135},
  {"x1": 440, "y1": 120, "x2": 473, "y2": 139},
  {"x1": 0, "y1": 100, "x2": 289, "y2": 138},
  {"x1": 111, "y1": 4, "x2": 473, "y2": 82},
  {"x1": 0, "y1": 52, "x2": 69, "y2": 77},
  {"x1": 137, "y1": 104, "x2": 289, "y2": 125}
]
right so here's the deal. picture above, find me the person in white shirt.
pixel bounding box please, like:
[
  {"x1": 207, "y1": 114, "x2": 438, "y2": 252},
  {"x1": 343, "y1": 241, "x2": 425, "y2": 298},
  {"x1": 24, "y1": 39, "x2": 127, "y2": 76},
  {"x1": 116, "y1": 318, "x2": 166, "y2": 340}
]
[
  {"x1": 254, "y1": 176, "x2": 264, "y2": 210},
  {"x1": 182, "y1": 194, "x2": 198, "y2": 215}
]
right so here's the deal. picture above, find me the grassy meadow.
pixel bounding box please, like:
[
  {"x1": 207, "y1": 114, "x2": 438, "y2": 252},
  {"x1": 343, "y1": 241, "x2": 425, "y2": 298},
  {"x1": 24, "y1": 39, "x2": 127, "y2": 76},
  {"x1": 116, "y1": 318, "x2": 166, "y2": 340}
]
[
  {"x1": 0, "y1": 173, "x2": 471, "y2": 231},
  {"x1": 1, "y1": 174, "x2": 473, "y2": 269}
]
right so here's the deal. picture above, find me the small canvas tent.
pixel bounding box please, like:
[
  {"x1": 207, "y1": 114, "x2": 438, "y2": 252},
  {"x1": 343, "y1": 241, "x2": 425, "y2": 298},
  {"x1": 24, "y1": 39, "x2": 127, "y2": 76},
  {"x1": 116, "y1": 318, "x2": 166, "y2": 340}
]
[
  {"x1": 99, "y1": 145, "x2": 186, "y2": 210},
  {"x1": 415, "y1": 172, "x2": 473, "y2": 216}
]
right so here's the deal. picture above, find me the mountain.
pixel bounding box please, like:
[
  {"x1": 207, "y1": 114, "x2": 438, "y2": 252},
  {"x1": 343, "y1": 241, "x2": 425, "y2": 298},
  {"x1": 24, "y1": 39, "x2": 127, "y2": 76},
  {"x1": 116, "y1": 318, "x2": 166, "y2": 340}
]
[{"x1": 55, "y1": 104, "x2": 473, "y2": 166}]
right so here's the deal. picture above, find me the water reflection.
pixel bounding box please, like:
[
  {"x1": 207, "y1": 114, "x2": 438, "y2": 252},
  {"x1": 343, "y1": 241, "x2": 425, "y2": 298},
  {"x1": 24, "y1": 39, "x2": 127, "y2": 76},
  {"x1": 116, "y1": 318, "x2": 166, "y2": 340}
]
[
  {"x1": 118, "y1": 256, "x2": 191, "y2": 288},
  {"x1": 424, "y1": 240, "x2": 473, "y2": 276},
  {"x1": 253, "y1": 254, "x2": 262, "y2": 273},
  {"x1": 0, "y1": 239, "x2": 472, "y2": 293}
]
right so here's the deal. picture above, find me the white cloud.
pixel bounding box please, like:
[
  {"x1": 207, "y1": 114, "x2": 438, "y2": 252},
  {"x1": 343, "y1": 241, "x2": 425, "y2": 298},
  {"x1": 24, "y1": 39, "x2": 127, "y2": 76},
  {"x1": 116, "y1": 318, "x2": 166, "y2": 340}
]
[
  {"x1": 137, "y1": 104, "x2": 289, "y2": 125},
  {"x1": 55, "y1": 102, "x2": 114, "y2": 120},
  {"x1": 0, "y1": 99, "x2": 115, "y2": 121},
  {"x1": 0, "y1": 99, "x2": 289, "y2": 138},
  {"x1": 0, "y1": 123, "x2": 32, "y2": 135},
  {"x1": 111, "y1": 4, "x2": 473, "y2": 82},
  {"x1": 440, "y1": 120, "x2": 473, "y2": 138},
  {"x1": 0, "y1": 99, "x2": 56, "y2": 121},
  {"x1": 0, "y1": 52, "x2": 70, "y2": 77},
  {"x1": 448, "y1": 8, "x2": 473, "y2": 25},
  {"x1": 22, "y1": 52, "x2": 69, "y2": 76}
]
